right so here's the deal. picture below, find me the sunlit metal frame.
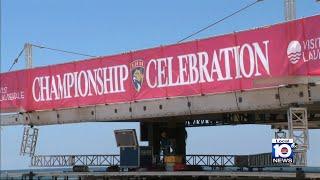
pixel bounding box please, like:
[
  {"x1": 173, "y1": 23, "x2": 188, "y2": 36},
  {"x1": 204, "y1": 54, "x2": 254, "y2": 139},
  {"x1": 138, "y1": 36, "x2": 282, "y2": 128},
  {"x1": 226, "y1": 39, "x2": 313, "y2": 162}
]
[
  {"x1": 20, "y1": 126, "x2": 39, "y2": 156},
  {"x1": 288, "y1": 107, "x2": 308, "y2": 167}
]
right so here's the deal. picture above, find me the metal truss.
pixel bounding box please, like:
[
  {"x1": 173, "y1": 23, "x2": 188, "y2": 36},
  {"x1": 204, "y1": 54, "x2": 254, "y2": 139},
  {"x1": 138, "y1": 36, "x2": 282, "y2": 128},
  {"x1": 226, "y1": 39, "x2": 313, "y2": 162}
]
[
  {"x1": 31, "y1": 155, "x2": 120, "y2": 167},
  {"x1": 287, "y1": 107, "x2": 308, "y2": 167},
  {"x1": 20, "y1": 126, "x2": 38, "y2": 156},
  {"x1": 31, "y1": 154, "x2": 235, "y2": 167},
  {"x1": 185, "y1": 155, "x2": 234, "y2": 167}
]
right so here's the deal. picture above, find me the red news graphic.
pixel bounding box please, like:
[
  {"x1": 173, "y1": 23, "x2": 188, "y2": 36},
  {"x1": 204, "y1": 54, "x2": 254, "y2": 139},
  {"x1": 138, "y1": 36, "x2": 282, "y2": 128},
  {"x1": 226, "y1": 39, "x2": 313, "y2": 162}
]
[{"x1": 1, "y1": 15, "x2": 320, "y2": 113}]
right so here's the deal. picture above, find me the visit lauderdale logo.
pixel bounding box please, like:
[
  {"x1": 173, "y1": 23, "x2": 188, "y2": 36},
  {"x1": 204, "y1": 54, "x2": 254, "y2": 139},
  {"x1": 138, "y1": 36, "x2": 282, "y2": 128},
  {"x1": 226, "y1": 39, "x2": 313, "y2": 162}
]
[{"x1": 287, "y1": 40, "x2": 302, "y2": 64}]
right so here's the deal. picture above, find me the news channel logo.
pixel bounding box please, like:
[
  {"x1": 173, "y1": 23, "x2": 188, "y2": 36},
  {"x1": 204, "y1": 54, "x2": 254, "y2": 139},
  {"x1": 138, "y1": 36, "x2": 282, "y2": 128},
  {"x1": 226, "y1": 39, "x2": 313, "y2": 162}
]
[{"x1": 272, "y1": 139, "x2": 296, "y2": 164}]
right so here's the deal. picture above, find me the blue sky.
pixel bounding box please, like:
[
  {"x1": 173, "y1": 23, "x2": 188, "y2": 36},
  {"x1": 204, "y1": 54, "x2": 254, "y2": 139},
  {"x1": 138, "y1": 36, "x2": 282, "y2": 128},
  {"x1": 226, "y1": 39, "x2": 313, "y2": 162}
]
[{"x1": 1, "y1": 0, "x2": 320, "y2": 170}]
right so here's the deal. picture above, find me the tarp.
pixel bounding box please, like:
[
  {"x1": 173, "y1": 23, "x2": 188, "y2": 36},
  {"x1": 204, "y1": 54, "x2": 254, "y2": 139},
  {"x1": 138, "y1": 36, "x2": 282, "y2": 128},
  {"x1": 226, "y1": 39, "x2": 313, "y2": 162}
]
[{"x1": 1, "y1": 15, "x2": 320, "y2": 113}]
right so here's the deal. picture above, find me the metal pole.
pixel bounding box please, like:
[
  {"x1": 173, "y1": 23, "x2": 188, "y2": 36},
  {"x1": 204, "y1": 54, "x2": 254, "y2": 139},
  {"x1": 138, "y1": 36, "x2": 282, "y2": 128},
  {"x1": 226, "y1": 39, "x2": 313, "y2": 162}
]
[
  {"x1": 284, "y1": 0, "x2": 296, "y2": 21},
  {"x1": 24, "y1": 43, "x2": 33, "y2": 69}
]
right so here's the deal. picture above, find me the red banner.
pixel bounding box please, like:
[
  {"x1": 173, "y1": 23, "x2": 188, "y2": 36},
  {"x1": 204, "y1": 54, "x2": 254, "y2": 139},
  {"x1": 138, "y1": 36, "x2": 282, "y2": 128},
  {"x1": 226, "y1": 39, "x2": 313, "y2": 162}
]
[{"x1": 1, "y1": 15, "x2": 320, "y2": 113}]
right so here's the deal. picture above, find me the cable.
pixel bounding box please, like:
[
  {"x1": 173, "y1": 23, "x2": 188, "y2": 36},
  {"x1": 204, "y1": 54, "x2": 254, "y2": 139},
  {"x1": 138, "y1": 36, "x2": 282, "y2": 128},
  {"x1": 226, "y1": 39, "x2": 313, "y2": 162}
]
[
  {"x1": 6, "y1": 1, "x2": 261, "y2": 71},
  {"x1": 177, "y1": 0, "x2": 263, "y2": 43},
  {"x1": 31, "y1": 44, "x2": 98, "y2": 58},
  {"x1": 8, "y1": 47, "x2": 25, "y2": 71},
  {"x1": 7, "y1": 44, "x2": 97, "y2": 71}
]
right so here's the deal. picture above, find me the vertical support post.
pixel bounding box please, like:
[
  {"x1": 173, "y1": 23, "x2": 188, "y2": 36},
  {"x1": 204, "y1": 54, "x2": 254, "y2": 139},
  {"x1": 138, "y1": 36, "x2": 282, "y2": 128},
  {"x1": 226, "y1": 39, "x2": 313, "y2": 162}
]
[
  {"x1": 284, "y1": 0, "x2": 296, "y2": 21},
  {"x1": 24, "y1": 43, "x2": 32, "y2": 69},
  {"x1": 287, "y1": 107, "x2": 308, "y2": 166},
  {"x1": 151, "y1": 122, "x2": 161, "y2": 164},
  {"x1": 174, "y1": 123, "x2": 186, "y2": 163},
  {"x1": 20, "y1": 126, "x2": 39, "y2": 156}
]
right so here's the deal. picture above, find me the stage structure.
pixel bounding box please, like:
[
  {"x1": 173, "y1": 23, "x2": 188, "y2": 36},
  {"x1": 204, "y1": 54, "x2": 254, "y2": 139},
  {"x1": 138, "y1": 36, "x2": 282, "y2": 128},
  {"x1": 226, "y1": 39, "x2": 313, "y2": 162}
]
[{"x1": 1, "y1": 15, "x2": 320, "y2": 173}]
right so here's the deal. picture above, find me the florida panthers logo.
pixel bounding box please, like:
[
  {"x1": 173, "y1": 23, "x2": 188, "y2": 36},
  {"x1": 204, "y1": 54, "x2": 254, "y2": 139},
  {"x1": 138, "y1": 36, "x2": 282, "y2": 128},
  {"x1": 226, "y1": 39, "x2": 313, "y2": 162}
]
[{"x1": 130, "y1": 60, "x2": 145, "y2": 92}]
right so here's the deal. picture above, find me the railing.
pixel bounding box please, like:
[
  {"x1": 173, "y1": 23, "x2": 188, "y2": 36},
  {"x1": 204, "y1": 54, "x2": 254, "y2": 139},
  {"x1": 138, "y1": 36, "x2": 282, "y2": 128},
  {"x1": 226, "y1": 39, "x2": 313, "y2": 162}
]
[
  {"x1": 186, "y1": 155, "x2": 235, "y2": 167},
  {"x1": 31, "y1": 154, "x2": 236, "y2": 167},
  {"x1": 31, "y1": 155, "x2": 120, "y2": 167}
]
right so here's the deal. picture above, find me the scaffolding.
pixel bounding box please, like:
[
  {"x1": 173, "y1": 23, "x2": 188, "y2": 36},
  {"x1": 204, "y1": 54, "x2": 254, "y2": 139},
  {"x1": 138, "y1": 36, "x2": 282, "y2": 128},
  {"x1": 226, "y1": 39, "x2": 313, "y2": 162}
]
[
  {"x1": 287, "y1": 107, "x2": 309, "y2": 167},
  {"x1": 20, "y1": 127, "x2": 38, "y2": 156}
]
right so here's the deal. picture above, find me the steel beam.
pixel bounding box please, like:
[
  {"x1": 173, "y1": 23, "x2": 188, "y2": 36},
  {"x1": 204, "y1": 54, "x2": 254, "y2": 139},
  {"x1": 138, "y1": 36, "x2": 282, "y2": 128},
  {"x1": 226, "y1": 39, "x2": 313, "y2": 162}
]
[{"x1": 1, "y1": 83, "x2": 320, "y2": 127}]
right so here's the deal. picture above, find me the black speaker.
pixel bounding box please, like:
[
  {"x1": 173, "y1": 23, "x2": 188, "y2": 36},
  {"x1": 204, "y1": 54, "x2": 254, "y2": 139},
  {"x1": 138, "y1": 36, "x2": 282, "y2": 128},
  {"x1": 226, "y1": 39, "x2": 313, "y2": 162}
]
[{"x1": 140, "y1": 122, "x2": 149, "y2": 141}]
